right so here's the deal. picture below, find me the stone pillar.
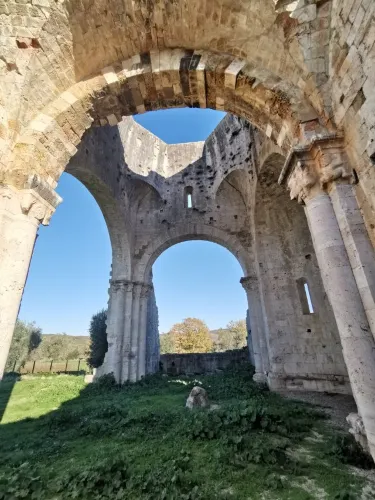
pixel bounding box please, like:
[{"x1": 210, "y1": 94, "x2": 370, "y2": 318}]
[
  {"x1": 129, "y1": 282, "x2": 142, "y2": 382},
  {"x1": 281, "y1": 135, "x2": 375, "y2": 461},
  {"x1": 0, "y1": 181, "x2": 61, "y2": 380},
  {"x1": 138, "y1": 283, "x2": 153, "y2": 380},
  {"x1": 329, "y1": 182, "x2": 375, "y2": 339},
  {"x1": 97, "y1": 279, "x2": 126, "y2": 382},
  {"x1": 120, "y1": 281, "x2": 134, "y2": 383},
  {"x1": 240, "y1": 276, "x2": 268, "y2": 384}
]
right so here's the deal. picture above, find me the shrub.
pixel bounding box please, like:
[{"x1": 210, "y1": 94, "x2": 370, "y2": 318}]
[
  {"x1": 327, "y1": 434, "x2": 374, "y2": 469},
  {"x1": 55, "y1": 457, "x2": 130, "y2": 499},
  {"x1": 87, "y1": 310, "x2": 108, "y2": 368},
  {"x1": 5, "y1": 320, "x2": 42, "y2": 372},
  {"x1": 0, "y1": 463, "x2": 43, "y2": 500}
]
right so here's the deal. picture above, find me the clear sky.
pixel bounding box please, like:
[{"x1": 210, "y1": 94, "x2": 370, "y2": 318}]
[{"x1": 19, "y1": 108, "x2": 247, "y2": 335}]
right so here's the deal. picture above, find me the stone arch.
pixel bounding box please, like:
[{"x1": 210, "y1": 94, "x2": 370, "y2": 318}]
[
  {"x1": 4, "y1": 0, "x2": 334, "y2": 143},
  {"x1": 214, "y1": 168, "x2": 251, "y2": 205},
  {"x1": 253, "y1": 151, "x2": 349, "y2": 392},
  {"x1": 134, "y1": 223, "x2": 252, "y2": 283},
  {"x1": 8, "y1": 45, "x2": 327, "y2": 185},
  {"x1": 64, "y1": 166, "x2": 132, "y2": 280},
  {"x1": 128, "y1": 177, "x2": 164, "y2": 208}
]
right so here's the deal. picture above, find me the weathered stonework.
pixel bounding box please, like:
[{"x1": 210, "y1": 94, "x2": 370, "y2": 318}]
[{"x1": 1, "y1": 0, "x2": 375, "y2": 461}]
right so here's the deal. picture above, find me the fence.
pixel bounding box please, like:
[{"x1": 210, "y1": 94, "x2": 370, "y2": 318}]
[{"x1": 11, "y1": 359, "x2": 93, "y2": 375}]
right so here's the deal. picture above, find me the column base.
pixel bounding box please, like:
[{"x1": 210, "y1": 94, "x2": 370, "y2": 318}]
[
  {"x1": 267, "y1": 371, "x2": 352, "y2": 394},
  {"x1": 347, "y1": 413, "x2": 370, "y2": 455},
  {"x1": 252, "y1": 372, "x2": 268, "y2": 386}
]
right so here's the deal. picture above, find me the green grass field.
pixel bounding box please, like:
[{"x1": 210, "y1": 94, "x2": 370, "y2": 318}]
[{"x1": 0, "y1": 366, "x2": 374, "y2": 499}]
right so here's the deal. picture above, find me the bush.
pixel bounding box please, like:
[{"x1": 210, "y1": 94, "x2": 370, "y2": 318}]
[
  {"x1": 5, "y1": 320, "x2": 42, "y2": 372},
  {"x1": 55, "y1": 457, "x2": 130, "y2": 499},
  {"x1": 0, "y1": 462, "x2": 43, "y2": 500},
  {"x1": 327, "y1": 434, "x2": 374, "y2": 469},
  {"x1": 87, "y1": 310, "x2": 108, "y2": 368}
]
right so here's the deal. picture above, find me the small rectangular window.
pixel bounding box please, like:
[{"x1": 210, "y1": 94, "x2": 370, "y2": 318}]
[
  {"x1": 187, "y1": 193, "x2": 192, "y2": 208},
  {"x1": 185, "y1": 186, "x2": 193, "y2": 208},
  {"x1": 304, "y1": 283, "x2": 314, "y2": 314},
  {"x1": 296, "y1": 278, "x2": 314, "y2": 315}
]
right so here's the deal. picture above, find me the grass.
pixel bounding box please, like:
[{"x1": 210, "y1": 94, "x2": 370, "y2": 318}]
[{"x1": 0, "y1": 365, "x2": 373, "y2": 499}]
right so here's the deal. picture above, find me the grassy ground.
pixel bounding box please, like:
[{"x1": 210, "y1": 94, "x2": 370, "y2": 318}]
[{"x1": 0, "y1": 366, "x2": 374, "y2": 499}]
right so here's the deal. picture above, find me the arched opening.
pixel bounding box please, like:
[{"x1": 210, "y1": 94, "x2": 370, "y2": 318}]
[
  {"x1": 184, "y1": 186, "x2": 193, "y2": 209},
  {"x1": 254, "y1": 154, "x2": 350, "y2": 393},
  {"x1": 152, "y1": 240, "x2": 249, "y2": 373},
  {"x1": 17, "y1": 173, "x2": 112, "y2": 368}
]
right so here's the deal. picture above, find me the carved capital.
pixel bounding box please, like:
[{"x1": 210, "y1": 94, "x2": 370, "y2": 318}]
[
  {"x1": 287, "y1": 159, "x2": 318, "y2": 204},
  {"x1": 240, "y1": 276, "x2": 258, "y2": 292},
  {"x1": 279, "y1": 135, "x2": 353, "y2": 203},
  {"x1": 140, "y1": 283, "x2": 153, "y2": 298},
  {"x1": 0, "y1": 181, "x2": 61, "y2": 226},
  {"x1": 110, "y1": 279, "x2": 134, "y2": 293}
]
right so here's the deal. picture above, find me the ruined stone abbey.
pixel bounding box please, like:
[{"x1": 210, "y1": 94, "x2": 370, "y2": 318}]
[{"x1": 1, "y1": 0, "x2": 375, "y2": 459}]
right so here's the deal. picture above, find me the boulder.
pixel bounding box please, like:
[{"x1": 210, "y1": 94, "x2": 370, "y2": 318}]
[{"x1": 186, "y1": 386, "x2": 209, "y2": 409}]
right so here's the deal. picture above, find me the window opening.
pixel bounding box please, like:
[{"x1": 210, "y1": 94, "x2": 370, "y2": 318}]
[
  {"x1": 296, "y1": 278, "x2": 314, "y2": 315},
  {"x1": 185, "y1": 186, "x2": 193, "y2": 208},
  {"x1": 304, "y1": 282, "x2": 314, "y2": 314}
]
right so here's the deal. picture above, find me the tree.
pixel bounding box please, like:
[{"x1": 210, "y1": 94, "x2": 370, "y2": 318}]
[
  {"x1": 227, "y1": 319, "x2": 247, "y2": 349},
  {"x1": 87, "y1": 310, "x2": 108, "y2": 368},
  {"x1": 169, "y1": 318, "x2": 213, "y2": 354},
  {"x1": 5, "y1": 320, "x2": 42, "y2": 372},
  {"x1": 215, "y1": 320, "x2": 247, "y2": 351},
  {"x1": 43, "y1": 336, "x2": 67, "y2": 359},
  {"x1": 159, "y1": 333, "x2": 175, "y2": 354}
]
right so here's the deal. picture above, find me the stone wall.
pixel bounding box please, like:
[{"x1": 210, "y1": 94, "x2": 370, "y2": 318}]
[
  {"x1": 160, "y1": 349, "x2": 249, "y2": 376},
  {"x1": 254, "y1": 152, "x2": 349, "y2": 393}
]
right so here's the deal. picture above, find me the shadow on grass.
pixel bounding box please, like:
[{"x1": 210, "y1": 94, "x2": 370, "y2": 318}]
[
  {"x1": 0, "y1": 374, "x2": 19, "y2": 423},
  {"x1": 0, "y1": 367, "x2": 372, "y2": 500}
]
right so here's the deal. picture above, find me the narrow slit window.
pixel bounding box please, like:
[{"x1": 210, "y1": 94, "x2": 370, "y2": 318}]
[
  {"x1": 304, "y1": 282, "x2": 314, "y2": 314},
  {"x1": 296, "y1": 278, "x2": 314, "y2": 315},
  {"x1": 185, "y1": 186, "x2": 193, "y2": 208},
  {"x1": 187, "y1": 193, "x2": 192, "y2": 208}
]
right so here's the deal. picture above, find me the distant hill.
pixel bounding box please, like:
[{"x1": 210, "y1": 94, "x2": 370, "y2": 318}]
[{"x1": 29, "y1": 334, "x2": 90, "y2": 361}]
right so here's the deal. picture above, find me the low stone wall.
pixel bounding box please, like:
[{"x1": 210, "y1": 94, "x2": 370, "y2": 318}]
[{"x1": 159, "y1": 348, "x2": 249, "y2": 376}]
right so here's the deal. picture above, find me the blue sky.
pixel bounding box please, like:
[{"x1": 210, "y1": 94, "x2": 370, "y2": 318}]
[{"x1": 19, "y1": 109, "x2": 247, "y2": 335}]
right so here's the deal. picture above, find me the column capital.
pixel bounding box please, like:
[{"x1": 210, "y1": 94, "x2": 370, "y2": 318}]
[
  {"x1": 278, "y1": 135, "x2": 353, "y2": 204},
  {"x1": 1, "y1": 174, "x2": 62, "y2": 226},
  {"x1": 110, "y1": 279, "x2": 133, "y2": 293},
  {"x1": 240, "y1": 275, "x2": 258, "y2": 292},
  {"x1": 140, "y1": 282, "x2": 153, "y2": 298}
]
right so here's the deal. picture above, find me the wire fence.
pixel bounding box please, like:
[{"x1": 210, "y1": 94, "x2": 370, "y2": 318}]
[{"x1": 12, "y1": 359, "x2": 93, "y2": 375}]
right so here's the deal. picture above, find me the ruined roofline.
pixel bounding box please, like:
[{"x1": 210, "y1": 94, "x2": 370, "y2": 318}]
[{"x1": 123, "y1": 112, "x2": 228, "y2": 149}]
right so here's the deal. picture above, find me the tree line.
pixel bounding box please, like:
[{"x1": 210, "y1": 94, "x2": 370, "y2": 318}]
[
  {"x1": 159, "y1": 317, "x2": 247, "y2": 355},
  {"x1": 5, "y1": 313, "x2": 247, "y2": 372}
]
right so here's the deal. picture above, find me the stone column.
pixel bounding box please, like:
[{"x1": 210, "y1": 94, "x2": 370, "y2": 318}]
[
  {"x1": 129, "y1": 282, "x2": 142, "y2": 382},
  {"x1": 240, "y1": 276, "x2": 268, "y2": 384},
  {"x1": 329, "y1": 182, "x2": 375, "y2": 339},
  {"x1": 138, "y1": 283, "x2": 153, "y2": 380},
  {"x1": 120, "y1": 281, "x2": 134, "y2": 383},
  {"x1": 281, "y1": 136, "x2": 375, "y2": 461},
  {"x1": 0, "y1": 181, "x2": 61, "y2": 380},
  {"x1": 97, "y1": 279, "x2": 126, "y2": 382}
]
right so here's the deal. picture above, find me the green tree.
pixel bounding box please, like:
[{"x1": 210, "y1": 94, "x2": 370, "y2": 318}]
[
  {"x1": 227, "y1": 319, "x2": 247, "y2": 349},
  {"x1": 43, "y1": 336, "x2": 67, "y2": 359},
  {"x1": 87, "y1": 310, "x2": 108, "y2": 368},
  {"x1": 5, "y1": 320, "x2": 42, "y2": 372},
  {"x1": 159, "y1": 333, "x2": 175, "y2": 354},
  {"x1": 169, "y1": 318, "x2": 213, "y2": 354},
  {"x1": 215, "y1": 320, "x2": 247, "y2": 351}
]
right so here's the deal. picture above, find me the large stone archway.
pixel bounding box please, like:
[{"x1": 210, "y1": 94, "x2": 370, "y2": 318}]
[{"x1": 2, "y1": 0, "x2": 375, "y2": 460}]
